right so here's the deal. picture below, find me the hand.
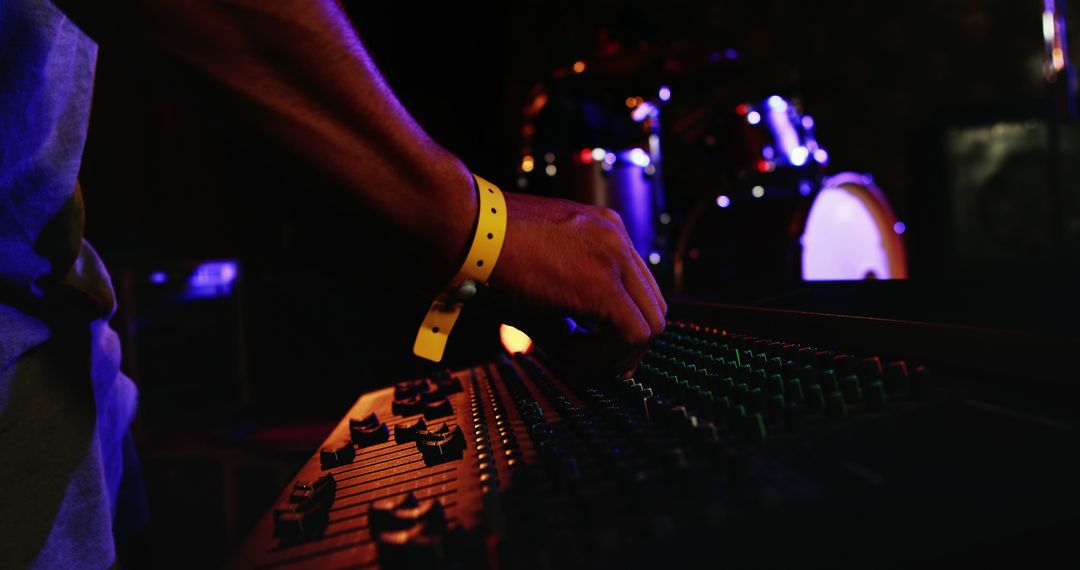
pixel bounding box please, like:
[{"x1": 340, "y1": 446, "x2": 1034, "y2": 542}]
[{"x1": 487, "y1": 191, "x2": 668, "y2": 374}]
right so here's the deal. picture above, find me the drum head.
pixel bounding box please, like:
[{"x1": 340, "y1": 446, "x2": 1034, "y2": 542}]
[{"x1": 800, "y1": 173, "x2": 908, "y2": 280}]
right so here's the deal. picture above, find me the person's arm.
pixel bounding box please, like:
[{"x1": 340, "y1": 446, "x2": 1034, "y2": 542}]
[{"x1": 57, "y1": 0, "x2": 666, "y2": 370}]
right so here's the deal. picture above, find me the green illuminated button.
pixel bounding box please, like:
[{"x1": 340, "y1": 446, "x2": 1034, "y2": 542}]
[
  {"x1": 820, "y1": 370, "x2": 838, "y2": 393},
  {"x1": 805, "y1": 385, "x2": 825, "y2": 414},
  {"x1": 865, "y1": 381, "x2": 887, "y2": 411},
  {"x1": 825, "y1": 391, "x2": 847, "y2": 420},
  {"x1": 766, "y1": 374, "x2": 785, "y2": 396},
  {"x1": 743, "y1": 412, "x2": 767, "y2": 442},
  {"x1": 750, "y1": 369, "x2": 767, "y2": 391},
  {"x1": 750, "y1": 388, "x2": 766, "y2": 414},
  {"x1": 785, "y1": 378, "x2": 804, "y2": 403},
  {"x1": 840, "y1": 375, "x2": 862, "y2": 404}
]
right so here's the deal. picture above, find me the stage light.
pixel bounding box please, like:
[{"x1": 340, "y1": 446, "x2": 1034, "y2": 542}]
[
  {"x1": 659, "y1": 86, "x2": 671, "y2": 101},
  {"x1": 545, "y1": 164, "x2": 557, "y2": 176},
  {"x1": 591, "y1": 147, "x2": 607, "y2": 161},
  {"x1": 747, "y1": 111, "x2": 762, "y2": 125},
  {"x1": 648, "y1": 252, "x2": 661, "y2": 265},
  {"x1": 579, "y1": 148, "x2": 593, "y2": 164},
  {"x1": 802, "y1": 115, "x2": 815, "y2": 129},
  {"x1": 572, "y1": 60, "x2": 586, "y2": 73},
  {"x1": 814, "y1": 148, "x2": 830, "y2": 164},
  {"x1": 499, "y1": 324, "x2": 533, "y2": 355},
  {"x1": 894, "y1": 221, "x2": 907, "y2": 234},
  {"x1": 716, "y1": 195, "x2": 731, "y2": 208},
  {"x1": 628, "y1": 148, "x2": 650, "y2": 167},
  {"x1": 767, "y1": 95, "x2": 788, "y2": 111},
  {"x1": 521, "y1": 156, "x2": 535, "y2": 172},
  {"x1": 790, "y1": 146, "x2": 809, "y2": 166},
  {"x1": 150, "y1": 271, "x2": 167, "y2": 284},
  {"x1": 751, "y1": 185, "x2": 765, "y2": 198}
]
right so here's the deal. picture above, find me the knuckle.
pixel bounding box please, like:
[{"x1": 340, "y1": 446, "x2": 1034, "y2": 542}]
[{"x1": 596, "y1": 206, "x2": 625, "y2": 227}]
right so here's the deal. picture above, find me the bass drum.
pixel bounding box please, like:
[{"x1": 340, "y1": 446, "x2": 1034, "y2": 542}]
[{"x1": 674, "y1": 172, "x2": 908, "y2": 294}]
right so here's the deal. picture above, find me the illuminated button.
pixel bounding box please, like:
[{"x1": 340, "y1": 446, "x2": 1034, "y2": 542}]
[
  {"x1": 910, "y1": 366, "x2": 932, "y2": 400},
  {"x1": 820, "y1": 370, "x2": 839, "y2": 393},
  {"x1": 766, "y1": 374, "x2": 785, "y2": 396},
  {"x1": 865, "y1": 381, "x2": 888, "y2": 411},
  {"x1": 833, "y1": 354, "x2": 858, "y2": 377},
  {"x1": 767, "y1": 394, "x2": 786, "y2": 419},
  {"x1": 883, "y1": 361, "x2": 910, "y2": 394},
  {"x1": 742, "y1": 412, "x2": 767, "y2": 442},
  {"x1": 825, "y1": 391, "x2": 847, "y2": 420},
  {"x1": 805, "y1": 385, "x2": 825, "y2": 414},
  {"x1": 319, "y1": 440, "x2": 355, "y2": 470},
  {"x1": 350, "y1": 413, "x2": 390, "y2": 447},
  {"x1": 840, "y1": 375, "x2": 862, "y2": 404},
  {"x1": 784, "y1": 378, "x2": 804, "y2": 403},
  {"x1": 857, "y1": 357, "x2": 883, "y2": 383}
]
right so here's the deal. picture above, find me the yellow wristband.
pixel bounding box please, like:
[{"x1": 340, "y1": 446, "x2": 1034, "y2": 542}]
[{"x1": 412, "y1": 174, "x2": 507, "y2": 362}]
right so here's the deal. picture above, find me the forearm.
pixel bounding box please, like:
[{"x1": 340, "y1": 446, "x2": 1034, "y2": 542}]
[{"x1": 58, "y1": 0, "x2": 476, "y2": 281}]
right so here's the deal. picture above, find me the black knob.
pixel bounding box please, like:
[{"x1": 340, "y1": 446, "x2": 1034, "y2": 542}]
[
  {"x1": 369, "y1": 492, "x2": 447, "y2": 533},
  {"x1": 273, "y1": 495, "x2": 331, "y2": 539},
  {"x1": 351, "y1": 413, "x2": 390, "y2": 447},
  {"x1": 392, "y1": 394, "x2": 423, "y2": 417},
  {"x1": 423, "y1": 397, "x2": 454, "y2": 420},
  {"x1": 395, "y1": 418, "x2": 429, "y2": 444},
  {"x1": 416, "y1": 425, "x2": 467, "y2": 465},
  {"x1": 320, "y1": 440, "x2": 355, "y2": 469},
  {"x1": 289, "y1": 474, "x2": 335, "y2": 504}
]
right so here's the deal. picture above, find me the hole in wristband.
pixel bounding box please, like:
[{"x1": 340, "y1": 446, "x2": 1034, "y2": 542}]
[
  {"x1": 491, "y1": 207, "x2": 497, "y2": 214},
  {"x1": 432, "y1": 326, "x2": 440, "y2": 334},
  {"x1": 477, "y1": 260, "x2": 485, "y2": 267},
  {"x1": 488, "y1": 188, "x2": 494, "y2": 193},
  {"x1": 487, "y1": 233, "x2": 494, "y2": 239}
]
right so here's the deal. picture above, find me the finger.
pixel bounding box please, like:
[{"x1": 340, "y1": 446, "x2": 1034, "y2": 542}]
[
  {"x1": 621, "y1": 258, "x2": 665, "y2": 338},
  {"x1": 604, "y1": 286, "x2": 653, "y2": 351},
  {"x1": 627, "y1": 245, "x2": 668, "y2": 319}
]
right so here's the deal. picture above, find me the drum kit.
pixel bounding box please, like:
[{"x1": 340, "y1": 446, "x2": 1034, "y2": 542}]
[{"x1": 515, "y1": 44, "x2": 908, "y2": 295}]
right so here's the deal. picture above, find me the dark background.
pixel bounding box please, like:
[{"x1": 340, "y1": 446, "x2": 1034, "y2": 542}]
[{"x1": 75, "y1": 1, "x2": 1079, "y2": 566}]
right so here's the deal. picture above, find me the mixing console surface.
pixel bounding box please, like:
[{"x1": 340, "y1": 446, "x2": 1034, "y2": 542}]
[{"x1": 233, "y1": 307, "x2": 1077, "y2": 569}]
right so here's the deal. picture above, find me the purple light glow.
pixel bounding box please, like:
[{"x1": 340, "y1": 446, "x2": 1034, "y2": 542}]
[
  {"x1": 149, "y1": 271, "x2": 167, "y2": 285},
  {"x1": 631, "y1": 102, "x2": 656, "y2": 122},
  {"x1": 725, "y1": 48, "x2": 739, "y2": 60},
  {"x1": 801, "y1": 188, "x2": 891, "y2": 280},
  {"x1": 814, "y1": 148, "x2": 830, "y2": 164},
  {"x1": 746, "y1": 111, "x2": 762, "y2": 125},
  {"x1": 658, "y1": 86, "x2": 671, "y2": 101},
  {"x1": 183, "y1": 260, "x2": 239, "y2": 300},
  {"x1": 790, "y1": 146, "x2": 809, "y2": 167},
  {"x1": 894, "y1": 221, "x2": 907, "y2": 234},
  {"x1": 716, "y1": 195, "x2": 731, "y2": 208},
  {"x1": 767, "y1": 95, "x2": 787, "y2": 111},
  {"x1": 802, "y1": 115, "x2": 815, "y2": 129},
  {"x1": 627, "y1": 148, "x2": 651, "y2": 167}
]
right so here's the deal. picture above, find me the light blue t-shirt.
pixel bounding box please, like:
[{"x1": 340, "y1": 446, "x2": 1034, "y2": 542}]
[{"x1": 1, "y1": 1, "x2": 141, "y2": 567}]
